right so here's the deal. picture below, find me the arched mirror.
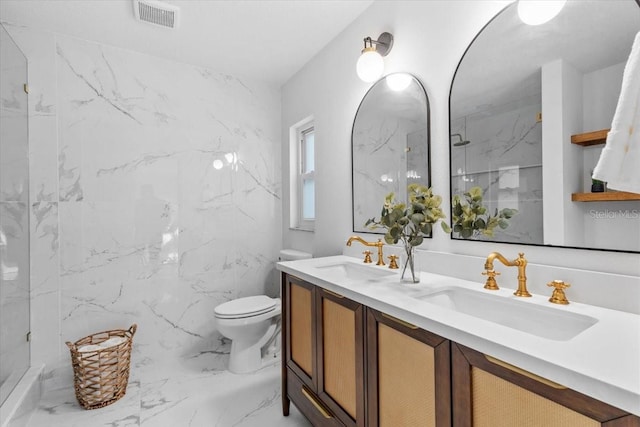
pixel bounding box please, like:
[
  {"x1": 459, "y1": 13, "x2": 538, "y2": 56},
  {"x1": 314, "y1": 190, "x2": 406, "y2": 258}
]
[
  {"x1": 449, "y1": 0, "x2": 640, "y2": 252},
  {"x1": 352, "y1": 73, "x2": 430, "y2": 233}
]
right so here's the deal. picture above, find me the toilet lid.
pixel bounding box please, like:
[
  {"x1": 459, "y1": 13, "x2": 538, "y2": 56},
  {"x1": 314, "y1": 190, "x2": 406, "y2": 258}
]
[{"x1": 214, "y1": 295, "x2": 277, "y2": 319}]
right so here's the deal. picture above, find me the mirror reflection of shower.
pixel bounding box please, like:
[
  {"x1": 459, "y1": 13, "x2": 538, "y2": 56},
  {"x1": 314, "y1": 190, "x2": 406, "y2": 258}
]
[
  {"x1": 451, "y1": 134, "x2": 470, "y2": 147},
  {"x1": 451, "y1": 116, "x2": 473, "y2": 185}
]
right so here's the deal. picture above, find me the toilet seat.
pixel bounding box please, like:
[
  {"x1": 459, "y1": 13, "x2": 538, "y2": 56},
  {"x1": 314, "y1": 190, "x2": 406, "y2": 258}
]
[{"x1": 214, "y1": 295, "x2": 278, "y2": 319}]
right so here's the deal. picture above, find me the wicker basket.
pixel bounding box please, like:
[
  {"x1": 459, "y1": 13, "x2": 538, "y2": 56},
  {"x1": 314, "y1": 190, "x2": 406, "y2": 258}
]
[{"x1": 66, "y1": 324, "x2": 137, "y2": 410}]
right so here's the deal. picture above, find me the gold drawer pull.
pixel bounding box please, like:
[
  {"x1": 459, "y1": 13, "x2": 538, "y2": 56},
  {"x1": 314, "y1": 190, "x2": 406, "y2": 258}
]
[
  {"x1": 381, "y1": 313, "x2": 418, "y2": 330},
  {"x1": 485, "y1": 355, "x2": 567, "y2": 390},
  {"x1": 301, "y1": 387, "x2": 333, "y2": 419},
  {"x1": 323, "y1": 289, "x2": 344, "y2": 299}
]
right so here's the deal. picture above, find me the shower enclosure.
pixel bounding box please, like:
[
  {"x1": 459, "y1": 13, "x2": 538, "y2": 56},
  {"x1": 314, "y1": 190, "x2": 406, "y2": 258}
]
[{"x1": 0, "y1": 23, "x2": 30, "y2": 407}]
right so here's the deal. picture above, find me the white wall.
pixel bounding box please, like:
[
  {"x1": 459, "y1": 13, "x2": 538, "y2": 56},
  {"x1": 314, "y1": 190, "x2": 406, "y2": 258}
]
[{"x1": 281, "y1": 1, "x2": 639, "y2": 299}]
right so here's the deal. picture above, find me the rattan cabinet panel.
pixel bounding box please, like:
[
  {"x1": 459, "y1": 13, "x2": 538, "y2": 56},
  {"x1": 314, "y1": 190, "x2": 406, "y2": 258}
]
[
  {"x1": 317, "y1": 288, "x2": 365, "y2": 427},
  {"x1": 366, "y1": 309, "x2": 451, "y2": 427},
  {"x1": 452, "y1": 343, "x2": 640, "y2": 427}
]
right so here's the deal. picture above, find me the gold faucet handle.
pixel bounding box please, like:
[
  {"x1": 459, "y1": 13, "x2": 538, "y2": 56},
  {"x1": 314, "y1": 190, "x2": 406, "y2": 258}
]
[
  {"x1": 388, "y1": 255, "x2": 399, "y2": 269},
  {"x1": 547, "y1": 280, "x2": 571, "y2": 305},
  {"x1": 363, "y1": 250, "x2": 373, "y2": 264},
  {"x1": 482, "y1": 269, "x2": 500, "y2": 290}
]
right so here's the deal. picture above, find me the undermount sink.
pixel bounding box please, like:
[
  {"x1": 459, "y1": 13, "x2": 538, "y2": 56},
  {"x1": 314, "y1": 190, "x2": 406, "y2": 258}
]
[
  {"x1": 416, "y1": 287, "x2": 598, "y2": 341},
  {"x1": 314, "y1": 261, "x2": 396, "y2": 281}
]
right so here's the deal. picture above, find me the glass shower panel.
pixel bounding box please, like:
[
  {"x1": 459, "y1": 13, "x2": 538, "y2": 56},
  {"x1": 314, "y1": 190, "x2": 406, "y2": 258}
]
[{"x1": 0, "y1": 24, "x2": 30, "y2": 406}]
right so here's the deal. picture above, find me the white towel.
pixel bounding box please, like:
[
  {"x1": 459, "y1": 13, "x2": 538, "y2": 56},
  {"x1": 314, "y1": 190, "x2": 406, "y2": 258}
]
[
  {"x1": 592, "y1": 32, "x2": 640, "y2": 193},
  {"x1": 99, "y1": 336, "x2": 125, "y2": 348},
  {"x1": 77, "y1": 344, "x2": 103, "y2": 353}
]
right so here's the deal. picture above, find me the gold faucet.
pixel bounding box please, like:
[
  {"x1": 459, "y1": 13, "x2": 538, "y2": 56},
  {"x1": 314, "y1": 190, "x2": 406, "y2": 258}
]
[
  {"x1": 483, "y1": 252, "x2": 531, "y2": 297},
  {"x1": 347, "y1": 236, "x2": 385, "y2": 266}
]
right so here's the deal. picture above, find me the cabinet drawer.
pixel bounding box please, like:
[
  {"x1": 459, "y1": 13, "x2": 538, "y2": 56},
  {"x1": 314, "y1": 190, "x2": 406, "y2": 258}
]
[{"x1": 287, "y1": 369, "x2": 344, "y2": 427}]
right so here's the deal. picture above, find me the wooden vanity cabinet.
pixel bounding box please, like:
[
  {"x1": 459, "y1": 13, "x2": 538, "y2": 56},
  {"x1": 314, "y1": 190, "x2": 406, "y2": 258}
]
[
  {"x1": 282, "y1": 274, "x2": 365, "y2": 427},
  {"x1": 366, "y1": 308, "x2": 451, "y2": 427},
  {"x1": 452, "y1": 343, "x2": 640, "y2": 427},
  {"x1": 282, "y1": 273, "x2": 639, "y2": 427}
]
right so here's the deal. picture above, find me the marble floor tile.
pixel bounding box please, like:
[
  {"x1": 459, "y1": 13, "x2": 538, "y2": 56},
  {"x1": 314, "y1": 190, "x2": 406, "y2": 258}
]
[{"x1": 25, "y1": 361, "x2": 311, "y2": 427}]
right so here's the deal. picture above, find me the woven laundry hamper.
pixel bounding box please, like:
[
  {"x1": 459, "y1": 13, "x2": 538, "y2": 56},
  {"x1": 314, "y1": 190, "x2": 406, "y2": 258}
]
[{"x1": 66, "y1": 324, "x2": 137, "y2": 410}]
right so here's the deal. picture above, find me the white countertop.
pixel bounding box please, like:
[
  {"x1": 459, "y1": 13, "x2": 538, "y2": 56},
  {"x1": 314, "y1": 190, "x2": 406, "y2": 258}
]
[{"x1": 277, "y1": 255, "x2": 640, "y2": 416}]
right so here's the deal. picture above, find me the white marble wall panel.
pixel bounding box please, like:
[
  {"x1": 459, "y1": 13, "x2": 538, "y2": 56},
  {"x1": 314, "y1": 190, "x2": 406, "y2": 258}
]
[
  {"x1": 49, "y1": 34, "x2": 281, "y2": 383},
  {"x1": 29, "y1": 201, "x2": 60, "y2": 367},
  {"x1": 2, "y1": 21, "x2": 281, "y2": 394}
]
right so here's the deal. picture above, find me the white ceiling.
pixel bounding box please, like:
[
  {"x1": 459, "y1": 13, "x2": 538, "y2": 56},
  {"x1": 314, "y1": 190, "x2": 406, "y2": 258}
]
[{"x1": 0, "y1": 0, "x2": 374, "y2": 86}]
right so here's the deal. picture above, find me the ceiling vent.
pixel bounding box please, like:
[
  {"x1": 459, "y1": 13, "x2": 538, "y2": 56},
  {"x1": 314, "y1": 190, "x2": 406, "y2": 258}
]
[{"x1": 133, "y1": 0, "x2": 180, "y2": 29}]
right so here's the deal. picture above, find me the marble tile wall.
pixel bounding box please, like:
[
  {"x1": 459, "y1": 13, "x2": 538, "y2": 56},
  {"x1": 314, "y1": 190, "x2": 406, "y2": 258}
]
[{"x1": 4, "y1": 23, "x2": 282, "y2": 390}]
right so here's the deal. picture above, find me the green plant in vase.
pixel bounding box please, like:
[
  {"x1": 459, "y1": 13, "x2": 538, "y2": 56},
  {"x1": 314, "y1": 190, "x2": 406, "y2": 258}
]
[
  {"x1": 451, "y1": 186, "x2": 517, "y2": 238},
  {"x1": 365, "y1": 183, "x2": 450, "y2": 283}
]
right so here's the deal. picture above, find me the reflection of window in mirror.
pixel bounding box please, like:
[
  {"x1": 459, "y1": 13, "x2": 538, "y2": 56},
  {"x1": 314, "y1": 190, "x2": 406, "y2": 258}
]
[{"x1": 290, "y1": 117, "x2": 315, "y2": 231}]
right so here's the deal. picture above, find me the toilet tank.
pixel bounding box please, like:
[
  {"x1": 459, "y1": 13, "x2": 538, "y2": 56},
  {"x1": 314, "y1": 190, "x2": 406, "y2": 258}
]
[
  {"x1": 276, "y1": 250, "x2": 311, "y2": 298},
  {"x1": 278, "y1": 249, "x2": 312, "y2": 262}
]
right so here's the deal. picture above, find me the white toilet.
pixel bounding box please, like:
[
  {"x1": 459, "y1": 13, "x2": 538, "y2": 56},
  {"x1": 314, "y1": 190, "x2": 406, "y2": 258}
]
[{"x1": 214, "y1": 249, "x2": 311, "y2": 374}]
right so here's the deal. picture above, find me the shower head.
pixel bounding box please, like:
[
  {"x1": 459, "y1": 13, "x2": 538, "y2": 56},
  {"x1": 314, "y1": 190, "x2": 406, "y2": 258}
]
[{"x1": 451, "y1": 134, "x2": 471, "y2": 147}]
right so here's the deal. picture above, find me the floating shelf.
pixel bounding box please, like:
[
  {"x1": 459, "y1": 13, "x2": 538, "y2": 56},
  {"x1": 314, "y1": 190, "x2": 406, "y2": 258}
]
[
  {"x1": 571, "y1": 129, "x2": 609, "y2": 146},
  {"x1": 571, "y1": 192, "x2": 640, "y2": 202}
]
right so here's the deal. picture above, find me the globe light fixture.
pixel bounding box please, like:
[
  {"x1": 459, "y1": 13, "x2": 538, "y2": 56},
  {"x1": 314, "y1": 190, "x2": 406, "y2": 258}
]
[{"x1": 356, "y1": 32, "x2": 394, "y2": 82}]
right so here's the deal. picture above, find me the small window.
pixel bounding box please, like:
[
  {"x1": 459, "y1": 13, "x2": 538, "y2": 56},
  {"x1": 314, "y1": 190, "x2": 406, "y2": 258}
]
[
  {"x1": 301, "y1": 127, "x2": 315, "y2": 220},
  {"x1": 290, "y1": 118, "x2": 315, "y2": 231}
]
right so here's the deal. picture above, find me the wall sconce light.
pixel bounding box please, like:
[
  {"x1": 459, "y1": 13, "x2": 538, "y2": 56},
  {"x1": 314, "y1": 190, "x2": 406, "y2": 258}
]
[
  {"x1": 517, "y1": 0, "x2": 566, "y2": 26},
  {"x1": 356, "y1": 32, "x2": 394, "y2": 82}
]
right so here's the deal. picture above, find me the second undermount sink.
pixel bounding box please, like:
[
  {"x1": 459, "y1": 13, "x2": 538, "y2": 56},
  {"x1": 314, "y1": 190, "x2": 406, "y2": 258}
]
[
  {"x1": 416, "y1": 287, "x2": 598, "y2": 341},
  {"x1": 314, "y1": 261, "x2": 396, "y2": 282}
]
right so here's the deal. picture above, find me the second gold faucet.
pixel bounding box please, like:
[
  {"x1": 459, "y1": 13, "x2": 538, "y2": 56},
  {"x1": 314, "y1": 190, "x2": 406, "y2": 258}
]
[
  {"x1": 482, "y1": 252, "x2": 531, "y2": 297},
  {"x1": 347, "y1": 236, "x2": 385, "y2": 266}
]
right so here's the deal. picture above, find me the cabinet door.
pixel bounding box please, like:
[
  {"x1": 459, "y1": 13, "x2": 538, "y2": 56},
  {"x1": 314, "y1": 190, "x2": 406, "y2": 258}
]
[
  {"x1": 317, "y1": 288, "x2": 365, "y2": 427},
  {"x1": 284, "y1": 275, "x2": 316, "y2": 389},
  {"x1": 367, "y1": 308, "x2": 451, "y2": 427},
  {"x1": 452, "y1": 343, "x2": 640, "y2": 427}
]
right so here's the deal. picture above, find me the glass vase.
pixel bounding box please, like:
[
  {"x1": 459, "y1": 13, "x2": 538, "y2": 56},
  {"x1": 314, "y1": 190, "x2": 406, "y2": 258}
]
[{"x1": 401, "y1": 246, "x2": 420, "y2": 283}]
